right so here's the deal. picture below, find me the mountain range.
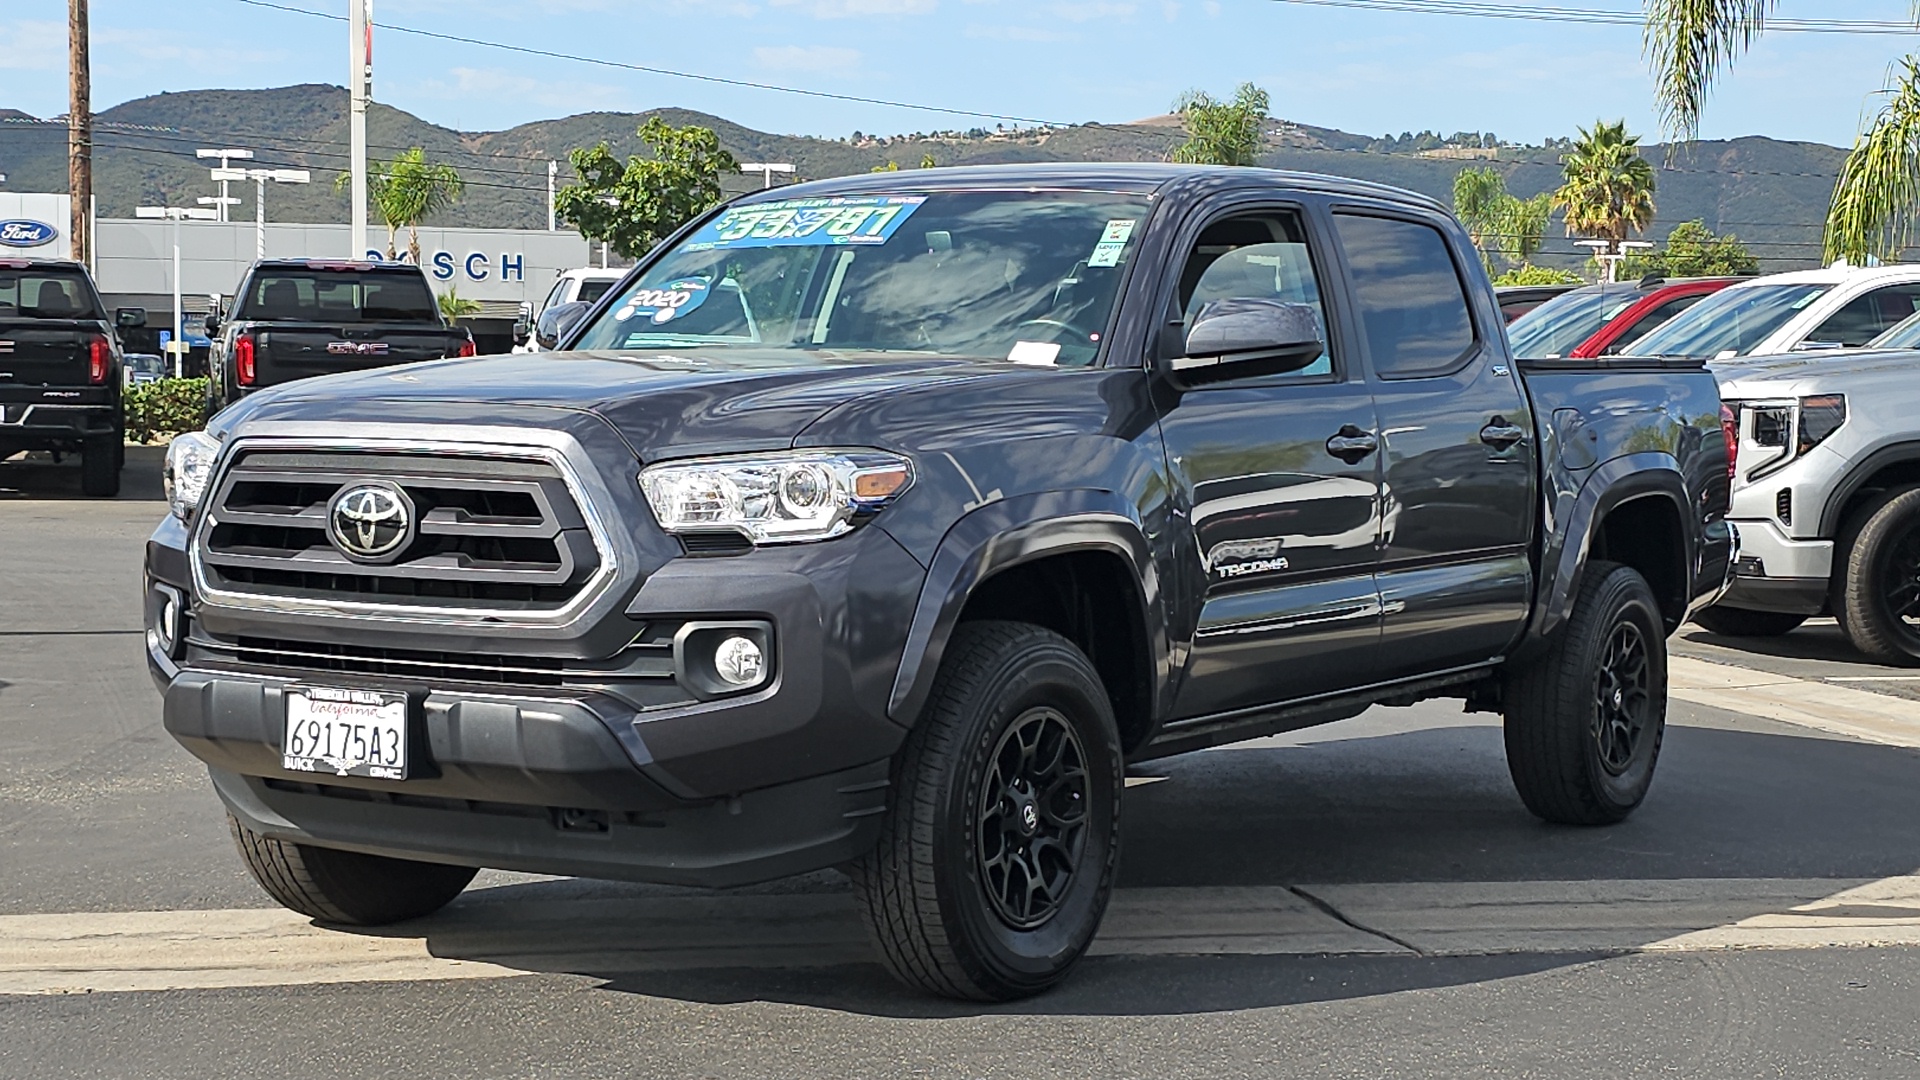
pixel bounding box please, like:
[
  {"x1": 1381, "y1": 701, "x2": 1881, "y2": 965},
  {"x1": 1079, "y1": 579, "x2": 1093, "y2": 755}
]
[{"x1": 0, "y1": 84, "x2": 1847, "y2": 270}]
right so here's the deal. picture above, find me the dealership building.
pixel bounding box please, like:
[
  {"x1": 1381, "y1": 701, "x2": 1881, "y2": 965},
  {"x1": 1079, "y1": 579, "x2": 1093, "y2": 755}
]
[{"x1": 1, "y1": 192, "x2": 592, "y2": 355}]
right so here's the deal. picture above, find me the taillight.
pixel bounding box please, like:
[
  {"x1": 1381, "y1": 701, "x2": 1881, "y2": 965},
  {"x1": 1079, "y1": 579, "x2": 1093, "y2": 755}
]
[
  {"x1": 87, "y1": 335, "x2": 110, "y2": 385},
  {"x1": 1720, "y1": 404, "x2": 1738, "y2": 480},
  {"x1": 234, "y1": 333, "x2": 256, "y2": 386},
  {"x1": 457, "y1": 336, "x2": 477, "y2": 358}
]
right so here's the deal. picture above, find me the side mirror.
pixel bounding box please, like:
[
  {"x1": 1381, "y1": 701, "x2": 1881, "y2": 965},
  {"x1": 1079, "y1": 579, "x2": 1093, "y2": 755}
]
[
  {"x1": 202, "y1": 312, "x2": 221, "y2": 336},
  {"x1": 534, "y1": 301, "x2": 592, "y2": 351},
  {"x1": 1169, "y1": 298, "x2": 1326, "y2": 386},
  {"x1": 115, "y1": 307, "x2": 146, "y2": 329}
]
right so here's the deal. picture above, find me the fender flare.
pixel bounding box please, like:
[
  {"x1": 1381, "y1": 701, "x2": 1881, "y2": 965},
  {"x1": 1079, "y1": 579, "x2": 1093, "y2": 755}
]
[
  {"x1": 1817, "y1": 440, "x2": 1920, "y2": 537},
  {"x1": 1528, "y1": 452, "x2": 1693, "y2": 645},
  {"x1": 886, "y1": 489, "x2": 1170, "y2": 726}
]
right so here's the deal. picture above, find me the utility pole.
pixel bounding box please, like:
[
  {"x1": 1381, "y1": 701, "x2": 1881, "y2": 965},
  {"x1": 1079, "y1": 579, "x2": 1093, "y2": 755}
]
[
  {"x1": 349, "y1": 0, "x2": 372, "y2": 258},
  {"x1": 68, "y1": 0, "x2": 91, "y2": 267}
]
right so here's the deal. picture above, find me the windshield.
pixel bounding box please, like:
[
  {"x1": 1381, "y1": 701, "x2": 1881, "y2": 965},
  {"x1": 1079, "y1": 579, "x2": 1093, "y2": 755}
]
[
  {"x1": 1504, "y1": 287, "x2": 1644, "y2": 359},
  {"x1": 571, "y1": 190, "x2": 1151, "y2": 366},
  {"x1": 1629, "y1": 282, "x2": 1830, "y2": 358},
  {"x1": 0, "y1": 268, "x2": 104, "y2": 321},
  {"x1": 1868, "y1": 308, "x2": 1920, "y2": 349},
  {"x1": 235, "y1": 270, "x2": 441, "y2": 324},
  {"x1": 576, "y1": 278, "x2": 616, "y2": 306}
]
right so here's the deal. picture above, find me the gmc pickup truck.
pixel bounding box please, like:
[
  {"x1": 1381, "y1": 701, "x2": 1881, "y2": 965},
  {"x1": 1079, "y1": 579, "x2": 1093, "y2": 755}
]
[
  {"x1": 204, "y1": 259, "x2": 474, "y2": 411},
  {"x1": 148, "y1": 165, "x2": 1734, "y2": 1001},
  {"x1": 1, "y1": 258, "x2": 140, "y2": 496}
]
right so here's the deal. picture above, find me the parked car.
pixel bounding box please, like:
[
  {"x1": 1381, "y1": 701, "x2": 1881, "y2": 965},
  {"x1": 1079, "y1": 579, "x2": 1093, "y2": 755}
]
[
  {"x1": 513, "y1": 267, "x2": 627, "y2": 352},
  {"x1": 1506, "y1": 277, "x2": 1739, "y2": 362},
  {"x1": 148, "y1": 164, "x2": 1734, "y2": 1001},
  {"x1": 122, "y1": 352, "x2": 166, "y2": 387},
  {"x1": 204, "y1": 259, "x2": 475, "y2": 412},
  {"x1": 1629, "y1": 262, "x2": 1920, "y2": 362},
  {"x1": 1494, "y1": 283, "x2": 1577, "y2": 322},
  {"x1": 0, "y1": 257, "x2": 139, "y2": 496},
  {"x1": 1702, "y1": 344, "x2": 1920, "y2": 662}
]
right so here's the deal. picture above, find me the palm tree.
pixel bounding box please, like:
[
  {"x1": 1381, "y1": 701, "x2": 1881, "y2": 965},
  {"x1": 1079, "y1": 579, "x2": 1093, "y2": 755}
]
[
  {"x1": 1645, "y1": 1, "x2": 1920, "y2": 262},
  {"x1": 1453, "y1": 166, "x2": 1509, "y2": 269},
  {"x1": 1554, "y1": 120, "x2": 1657, "y2": 256},
  {"x1": 336, "y1": 148, "x2": 465, "y2": 263}
]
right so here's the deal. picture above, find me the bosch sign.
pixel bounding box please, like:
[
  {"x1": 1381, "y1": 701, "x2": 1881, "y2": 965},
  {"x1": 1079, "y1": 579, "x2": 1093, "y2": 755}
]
[
  {"x1": 0, "y1": 220, "x2": 58, "y2": 248},
  {"x1": 364, "y1": 249, "x2": 525, "y2": 284}
]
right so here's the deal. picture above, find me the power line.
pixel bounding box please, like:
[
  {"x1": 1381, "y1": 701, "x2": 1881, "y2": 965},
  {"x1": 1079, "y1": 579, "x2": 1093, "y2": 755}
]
[{"x1": 1262, "y1": 0, "x2": 1920, "y2": 34}]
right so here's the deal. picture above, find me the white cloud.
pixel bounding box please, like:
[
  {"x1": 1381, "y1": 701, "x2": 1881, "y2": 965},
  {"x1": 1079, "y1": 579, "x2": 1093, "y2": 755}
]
[
  {"x1": 770, "y1": 0, "x2": 936, "y2": 17},
  {"x1": 0, "y1": 21, "x2": 66, "y2": 71},
  {"x1": 751, "y1": 45, "x2": 864, "y2": 73},
  {"x1": 1161, "y1": 1, "x2": 1180, "y2": 21},
  {"x1": 1048, "y1": 1, "x2": 1136, "y2": 22},
  {"x1": 964, "y1": 23, "x2": 1076, "y2": 41}
]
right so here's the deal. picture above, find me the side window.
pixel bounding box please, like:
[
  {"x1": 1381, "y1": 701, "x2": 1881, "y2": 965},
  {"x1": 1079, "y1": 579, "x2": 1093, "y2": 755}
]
[
  {"x1": 1808, "y1": 284, "x2": 1920, "y2": 348},
  {"x1": 1172, "y1": 211, "x2": 1333, "y2": 377},
  {"x1": 540, "y1": 279, "x2": 569, "y2": 315},
  {"x1": 1332, "y1": 213, "x2": 1476, "y2": 379},
  {"x1": 1604, "y1": 293, "x2": 1705, "y2": 355}
]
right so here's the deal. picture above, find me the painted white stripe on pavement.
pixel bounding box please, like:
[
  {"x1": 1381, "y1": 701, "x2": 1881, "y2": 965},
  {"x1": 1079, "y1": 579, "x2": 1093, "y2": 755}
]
[
  {"x1": 1669, "y1": 656, "x2": 1920, "y2": 748},
  {"x1": 7, "y1": 877, "x2": 1920, "y2": 996}
]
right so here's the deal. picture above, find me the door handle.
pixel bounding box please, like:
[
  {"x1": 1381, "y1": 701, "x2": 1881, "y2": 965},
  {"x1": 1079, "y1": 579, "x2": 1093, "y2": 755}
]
[
  {"x1": 1479, "y1": 417, "x2": 1527, "y2": 450},
  {"x1": 1325, "y1": 425, "x2": 1379, "y2": 464}
]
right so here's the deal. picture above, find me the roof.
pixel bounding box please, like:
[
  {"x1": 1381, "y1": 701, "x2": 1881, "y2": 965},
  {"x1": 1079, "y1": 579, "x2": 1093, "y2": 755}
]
[
  {"x1": 735, "y1": 162, "x2": 1449, "y2": 215},
  {"x1": 1724, "y1": 263, "x2": 1920, "y2": 289},
  {"x1": 0, "y1": 257, "x2": 88, "y2": 270},
  {"x1": 248, "y1": 258, "x2": 422, "y2": 272}
]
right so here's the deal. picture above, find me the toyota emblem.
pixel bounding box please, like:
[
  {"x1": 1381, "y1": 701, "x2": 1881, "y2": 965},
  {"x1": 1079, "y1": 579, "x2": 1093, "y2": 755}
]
[{"x1": 326, "y1": 482, "x2": 416, "y2": 563}]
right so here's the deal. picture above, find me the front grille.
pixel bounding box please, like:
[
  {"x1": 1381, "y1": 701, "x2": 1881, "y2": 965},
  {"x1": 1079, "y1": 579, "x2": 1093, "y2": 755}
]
[
  {"x1": 197, "y1": 448, "x2": 604, "y2": 613},
  {"x1": 186, "y1": 621, "x2": 682, "y2": 689}
]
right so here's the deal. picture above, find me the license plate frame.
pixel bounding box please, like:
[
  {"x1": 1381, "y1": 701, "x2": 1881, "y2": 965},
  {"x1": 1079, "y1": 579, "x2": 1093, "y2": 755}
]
[{"x1": 282, "y1": 685, "x2": 410, "y2": 780}]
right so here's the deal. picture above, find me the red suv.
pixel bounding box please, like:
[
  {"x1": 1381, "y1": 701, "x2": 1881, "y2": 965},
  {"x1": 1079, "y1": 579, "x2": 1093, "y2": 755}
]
[{"x1": 1506, "y1": 276, "x2": 1743, "y2": 361}]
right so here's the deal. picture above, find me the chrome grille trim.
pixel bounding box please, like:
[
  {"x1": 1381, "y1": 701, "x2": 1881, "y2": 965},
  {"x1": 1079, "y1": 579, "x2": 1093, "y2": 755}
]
[{"x1": 189, "y1": 434, "x2": 620, "y2": 627}]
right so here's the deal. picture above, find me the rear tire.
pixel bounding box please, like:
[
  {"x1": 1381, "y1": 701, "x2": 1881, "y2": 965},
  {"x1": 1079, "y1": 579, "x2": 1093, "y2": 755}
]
[
  {"x1": 80, "y1": 434, "x2": 121, "y2": 497},
  {"x1": 229, "y1": 815, "x2": 477, "y2": 925},
  {"x1": 1692, "y1": 606, "x2": 1806, "y2": 638},
  {"x1": 850, "y1": 621, "x2": 1122, "y2": 1001},
  {"x1": 1835, "y1": 487, "x2": 1920, "y2": 666},
  {"x1": 1502, "y1": 562, "x2": 1667, "y2": 826}
]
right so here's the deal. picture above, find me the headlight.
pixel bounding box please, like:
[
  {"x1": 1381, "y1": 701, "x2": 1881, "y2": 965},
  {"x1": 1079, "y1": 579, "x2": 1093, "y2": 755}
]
[
  {"x1": 640, "y1": 450, "x2": 913, "y2": 544},
  {"x1": 1797, "y1": 394, "x2": 1846, "y2": 455},
  {"x1": 164, "y1": 431, "x2": 221, "y2": 522}
]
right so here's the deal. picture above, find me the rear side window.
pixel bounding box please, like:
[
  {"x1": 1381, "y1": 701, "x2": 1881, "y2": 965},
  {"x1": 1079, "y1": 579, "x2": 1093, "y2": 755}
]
[
  {"x1": 1604, "y1": 293, "x2": 1706, "y2": 355},
  {"x1": 1807, "y1": 283, "x2": 1920, "y2": 348},
  {"x1": 0, "y1": 270, "x2": 103, "y2": 320},
  {"x1": 1333, "y1": 214, "x2": 1476, "y2": 379},
  {"x1": 576, "y1": 279, "x2": 616, "y2": 306},
  {"x1": 237, "y1": 271, "x2": 440, "y2": 323}
]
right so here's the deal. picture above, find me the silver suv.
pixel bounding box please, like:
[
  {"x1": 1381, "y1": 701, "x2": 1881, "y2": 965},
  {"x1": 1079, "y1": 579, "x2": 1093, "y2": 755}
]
[{"x1": 1708, "y1": 343, "x2": 1920, "y2": 663}]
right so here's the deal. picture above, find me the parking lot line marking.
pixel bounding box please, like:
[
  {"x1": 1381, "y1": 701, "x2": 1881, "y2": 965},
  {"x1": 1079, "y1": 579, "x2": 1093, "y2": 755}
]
[
  {"x1": 1825, "y1": 675, "x2": 1920, "y2": 682},
  {"x1": 1669, "y1": 656, "x2": 1920, "y2": 748},
  {"x1": 6, "y1": 877, "x2": 1920, "y2": 996}
]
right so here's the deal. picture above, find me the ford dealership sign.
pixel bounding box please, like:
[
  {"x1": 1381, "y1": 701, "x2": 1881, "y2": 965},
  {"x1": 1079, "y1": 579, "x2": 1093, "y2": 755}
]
[{"x1": 0, "y1": 219, "x2": 58, "y2": 248}]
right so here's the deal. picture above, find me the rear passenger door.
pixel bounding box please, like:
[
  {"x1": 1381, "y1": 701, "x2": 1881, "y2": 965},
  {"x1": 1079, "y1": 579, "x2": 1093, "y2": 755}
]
[
  {"x1": 1331, "y1": 209, "x2": 1536, "y2": 680},
  {"x1": 1800, "y1": 282, "x2": 1920, "y2": 349}
]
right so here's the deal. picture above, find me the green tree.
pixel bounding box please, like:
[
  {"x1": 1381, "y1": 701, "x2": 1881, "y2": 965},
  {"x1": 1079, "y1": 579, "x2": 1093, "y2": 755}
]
[
  {"x1": 1619, "y1": 220, "x2": 1759, "y2": 279},
  {"x1": 1644, "y1": 2, "x2": 1920, "y2": 262},
  {"x1": 336, "y1": 147, "x2": 465, "y2": 263},
  {"x1": 920, "y1": 152, "x2": 938, "y2": 169},
  {"x1": 554, "y1": 117, "x2": 738, "y2": 260},
  {"x1": 1171, "y1": 83, "x2": 1270, "y2": 167},
  {"x1": 1492, "y1": 264, "x2": 1583, "y2": 286},
  {"x1": 1453, "y1": 167, "x2": 1556, "y2": 272},
  {"x1": 437, "y1": 286, "x2": 480, "y2": 321},
  {"x1": 1553, "y1": 119, "x2": 1657, "y2": 254}
]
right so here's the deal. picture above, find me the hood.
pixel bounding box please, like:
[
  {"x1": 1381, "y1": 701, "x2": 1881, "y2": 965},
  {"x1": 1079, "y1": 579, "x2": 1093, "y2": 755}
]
[
  {"x1": 237, "y1": 347, "x2": 1014, "y2": 460},
  {"x1": 1714, "y1": 347, "x2": 1920, "y2": 397}
]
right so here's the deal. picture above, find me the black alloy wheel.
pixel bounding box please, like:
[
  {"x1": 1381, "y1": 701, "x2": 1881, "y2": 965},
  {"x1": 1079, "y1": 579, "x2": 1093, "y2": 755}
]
[
  {"x1": 1593, "y1": 622, "x2": 1651, "y2": 777},
  {"x1": 1836, "y1": 488, "x2": 1920, "y2": 666},
  {"x1": 977, "y1": 706, "x2": 1089, "y2": 930},
  {"x1": 1880, "y1": 528, "x2": 1920, "y2": 636}
]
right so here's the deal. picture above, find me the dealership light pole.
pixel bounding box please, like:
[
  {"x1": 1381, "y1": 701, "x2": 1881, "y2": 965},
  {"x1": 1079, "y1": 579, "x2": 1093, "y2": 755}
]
[
  {"x1": 349, "y1": 0, "x2": 373, "y2": 258},
  {"x1": 195, "y1": 149, "x2": 254, "y2": 222},
  {"x1": 738, "y1": 162, "x2": 794, "y2": 189},
  {"x1": 213, "y1": 167, "x2": 311, "y2": 259},
  {"x1": 547, "y1": 160, "x2": 557, "y2": 231},
  {"x1": 135, "y1": 205, "x2": 218, "y2": 377}
]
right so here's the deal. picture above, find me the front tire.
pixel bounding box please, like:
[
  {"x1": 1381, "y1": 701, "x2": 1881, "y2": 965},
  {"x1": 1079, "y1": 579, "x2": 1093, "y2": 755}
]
[
  {"x1": 229, "y1": 815, "x2": 477, "y2": 925},
  {"x1": 851, "y1": 621, "x2": 1123, "y2": 1001},
  {"x1": 1692, "y1": 605, "x2": 1806, "y2": 638},
  {"x1": 1835, "y1": 487, "x2": 1920, "y2": 666},
  {"x1": 1503, "y1": 562, "x2": 1667, "y2": 825}
]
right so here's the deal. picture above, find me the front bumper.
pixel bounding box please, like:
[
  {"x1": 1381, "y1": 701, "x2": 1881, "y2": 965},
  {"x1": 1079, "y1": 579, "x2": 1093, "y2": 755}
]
[{"x1": 1719, "y1": 517, "x2": 1832, "y2": 615}]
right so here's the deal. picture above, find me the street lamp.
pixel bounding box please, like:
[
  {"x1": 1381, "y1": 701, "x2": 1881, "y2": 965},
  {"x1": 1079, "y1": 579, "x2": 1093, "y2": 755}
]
[
  {"x1": 738, "y1": 162, "x2": 795, "y2": 189},
  {"x1": 1577, "y1": 238, "x2": 1655, "y2": 284},
  {"x1": 135, "y1": 205, "x2": 219, "y2": 377},
  {"x1": 196, "y1": 149, "x2": 254, "y2": 222},
  {"x1": 211, "y1": 167, "x2": 311, "y2": 259}
]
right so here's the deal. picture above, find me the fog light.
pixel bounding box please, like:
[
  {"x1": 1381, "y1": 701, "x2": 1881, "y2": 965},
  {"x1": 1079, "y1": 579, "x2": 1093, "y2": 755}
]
[
  {"x1": 149, "y1": 581, "x2": 185, "y2": 660},
  {"x1": 713, "y1": 635, "x2": 765, "y2": 687}
]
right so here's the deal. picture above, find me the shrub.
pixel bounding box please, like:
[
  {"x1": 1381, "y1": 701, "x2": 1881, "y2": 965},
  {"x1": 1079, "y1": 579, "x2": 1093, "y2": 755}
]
[
  {"x1": 1494, "y1": 264, "x2": 1585, "y2": 286},
  {"x1": 124, "y1": 378, "x2": 210, "y2": 443}
]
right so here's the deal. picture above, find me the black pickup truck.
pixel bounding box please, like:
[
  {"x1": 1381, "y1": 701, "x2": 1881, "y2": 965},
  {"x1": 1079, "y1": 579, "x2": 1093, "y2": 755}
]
[
  {"x1": 0, "y1": 258, "x2": 141, "y2": 496},
  {"x1": 147, "y1": 165, "x2": 1735, "y2": 1001},
  {"x1": 205, "y1": 259, "x2": 474, "y2": 411}
]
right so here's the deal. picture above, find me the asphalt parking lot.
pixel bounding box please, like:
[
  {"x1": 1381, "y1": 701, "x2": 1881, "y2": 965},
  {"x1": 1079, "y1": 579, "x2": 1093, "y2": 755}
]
[{"x1": 4, "y1": 450, "x2": 1920, "y2": 1079}]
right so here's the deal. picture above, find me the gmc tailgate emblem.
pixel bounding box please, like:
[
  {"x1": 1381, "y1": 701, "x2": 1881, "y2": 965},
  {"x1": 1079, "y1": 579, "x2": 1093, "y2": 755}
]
[{"x1": 327, "y1": 341, "x2": 390, "y2": 356}]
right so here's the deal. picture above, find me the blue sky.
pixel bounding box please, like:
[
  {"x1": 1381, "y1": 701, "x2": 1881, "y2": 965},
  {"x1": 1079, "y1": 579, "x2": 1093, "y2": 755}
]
[{"x1": 2, "y1": 0, "x2": 1918, "y2": 145}]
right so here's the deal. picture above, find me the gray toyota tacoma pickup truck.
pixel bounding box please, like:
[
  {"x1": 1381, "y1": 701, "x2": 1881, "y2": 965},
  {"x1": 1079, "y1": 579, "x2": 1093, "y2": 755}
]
[{"x1": 147, "y1": 164, "x2": 1734, "y2": 1000}]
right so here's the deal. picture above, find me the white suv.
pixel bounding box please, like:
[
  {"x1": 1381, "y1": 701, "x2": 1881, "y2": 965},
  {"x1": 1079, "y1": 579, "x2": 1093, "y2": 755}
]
[
  {"x1": 1705, "y1": 341, "x2": 1920, "y2": 663},
  {"x1": 1632, "y1": 262, "x2": 1920, "y2": 361},
  {"x1": 512, "y1": 268, "x2": 626, "y2": 352}
]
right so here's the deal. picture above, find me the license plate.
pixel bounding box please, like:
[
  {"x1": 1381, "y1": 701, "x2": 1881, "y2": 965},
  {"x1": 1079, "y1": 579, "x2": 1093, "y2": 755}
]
[{"x1": 283, "y1": 686, "x2": 409, "y2": 780}]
